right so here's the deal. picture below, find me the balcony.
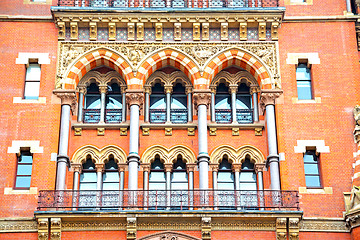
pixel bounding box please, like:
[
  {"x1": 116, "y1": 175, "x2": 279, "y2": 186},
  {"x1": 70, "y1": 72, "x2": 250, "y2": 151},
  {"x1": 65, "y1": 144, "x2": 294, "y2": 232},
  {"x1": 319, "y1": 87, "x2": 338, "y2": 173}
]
[
  {"x1": 57, "y1": 0, "x2": 278, "y2": 8},
  {"x1": 149, "y1": 109, "x2": 188, "y2": 124},
  {"x1": 83, "y1": 109, "x2": 122, "y2": 123},
  {"x1": 215, "y1": 109, "x2": 254, "y2": 124},
  {"x1": 37, "y1": 190, "x2": 299, "y2": 211},
  {"x1": 236, "y1": 109, "x2": 253, "y2": 124}
]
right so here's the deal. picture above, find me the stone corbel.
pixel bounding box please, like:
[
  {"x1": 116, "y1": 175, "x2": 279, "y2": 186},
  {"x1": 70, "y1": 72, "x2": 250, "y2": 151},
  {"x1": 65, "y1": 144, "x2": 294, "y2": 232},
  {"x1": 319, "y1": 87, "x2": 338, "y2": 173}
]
[
  {"x1": 70, "y1": 22, "x2": 78, "y2": 41},
  {"x1": 155, "y1": 23, "x2": 163, "y2": 41},
  {"x1": 288, "y1": 218, "x2": 299, "y2": 240},
  {"x1": 259, "y1": 89, "x2": 283, "y2": 115},
  {"x1": 174, "y1": 22, "x2": 182, "y2": 41},
  {"x1": 137, "y1": 23, "x2": 144, "y2": 41},
  {"x1": 57, "y1": 21, "x2": 65, "y2": 40},
  {"x1": 193, "y1": 23, "x2": 201, "y2": 41},
  {"x1": 127, "y1": 217, "x2": 137, "y2": 240},
  {"x1": 188, "y1": 127, "x2": 195, "y2": 136},
  {"x1": 120, "y1": 128, "x2": 128, "y2": 136},
  {"x1": 201, "y1": 217, "x2": 211, "y2": 240},
  {"x1": 221, "y1": 23, "x2": 228, "y2": 41},
  {"x1": 193, "y1": 90, "x2": 211, "y2": 111},
  {"x1": 202, "y1": 23, "x2": 209, "y2": 41},
  {"x1": 37, "y1": 218, "x2": 49, "y2": 240},
  {"x1": 239, "y1": 22, "x2": 247, "y2": 41},
  {"x1": 109, "y1": 22, "x2": 116, "y2": 41},
  {"x1": 258, "y1": 22, "x2": 266, "y2": 41},
  {"x1": 271, "y1": 22, "x2": 279, "y2": 41},
  {"x1": 53, "y1": 89, "x2": 77, "y2": 114},
  {"x1": 89, "y1": 22, "x2": 97, "y2": 41},
  {"x1": 128, "y1": 23, "x2": 135, "y2": 41},
  {"x1": 126, "y1": 90, "x2": 144, "y2": 112},
  {"x1": 50, "y1": 218, "x2": 61, "y2": 240},
  {"x1": 276, "y1": 218, "x2": 287, "y2": 240}
]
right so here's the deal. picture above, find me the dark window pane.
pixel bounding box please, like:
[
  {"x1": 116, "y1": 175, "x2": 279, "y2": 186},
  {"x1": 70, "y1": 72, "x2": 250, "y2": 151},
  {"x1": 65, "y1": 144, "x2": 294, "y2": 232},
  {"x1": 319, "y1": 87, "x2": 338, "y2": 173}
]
[
  {"x1": 15, "y1": 176, "x2": 31, "y2": 188},
  {"x1": 105, "y1": 159, "x2": 118, "y2": 170},
  {"x1": 173, "y1": 159, "x2": 186, "y2": 170},
  {"x1": 173, "y1": 83, "x2": 185, "y2": 94},
  {"x1": 171, "y1": 95, "x2": 187, "y2": 109},
  {"x1": 150, "y1": 95, "x2": 166, "y2": 109},
  {"x1": 83, "y1": 159, "x2": 95, "y2": 170},
  {"x1": 305, "y1": 176, "x2": 321, "y2": 188},
  {"x1": 236, "y1": 95, "x2": 251, "y2": 109},
  {"x1": 106, "y1": 95, "x2": 122, "y2": 109},
  {"x1": 17, "y1": 165, "x2": 33, "y2": 175},
  {"x1": 241, "y1": 159, "x2": 254, "y2": 170},
  {"x1": 151, "y1": 158, "x2": 164, "y2": 170},
  {"x1": 215, "y1": 95, "x2": 231, "y2": 109},
  {"x1": 85, "y1": 95, "x2": 101, "y2": 109}
]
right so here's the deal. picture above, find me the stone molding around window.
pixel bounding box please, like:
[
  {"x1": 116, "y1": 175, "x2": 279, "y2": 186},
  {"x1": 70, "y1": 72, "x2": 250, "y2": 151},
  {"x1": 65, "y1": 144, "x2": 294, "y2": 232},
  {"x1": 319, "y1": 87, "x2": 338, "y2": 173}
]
[
  {"x1": 144, "y1": 70, "x2": 192, "y2": 89},
  {"x1": 286, "y1": 53, "x2": 320, "y2": 65},
  {"x1": 294, "y1": 140, "x2": 330, "y2": 154},
  {"x1": 16, "y1": 52, "x2": 50, "y2": 65},
  {"x1": 284, "y1": 0, "x2": 313, "y2": 5},
  {"x1": 23, "y1": 0, "x2": 52, "y2": 4},
  {"x1": 78, "y1": 70, "x2": 126, "y2": 89},
  {"x1": 210, "y1": 70, "x2": 258, "y2": 89},
  {"x1": 291, "y1": 97, "x2": 321, "y2": 104},
  {"x1": 209, "y1": 144, "x2": 265, "y2": 165},
  {"x1": 141, "y1": 145, "x2": 197, "y2": 164}
]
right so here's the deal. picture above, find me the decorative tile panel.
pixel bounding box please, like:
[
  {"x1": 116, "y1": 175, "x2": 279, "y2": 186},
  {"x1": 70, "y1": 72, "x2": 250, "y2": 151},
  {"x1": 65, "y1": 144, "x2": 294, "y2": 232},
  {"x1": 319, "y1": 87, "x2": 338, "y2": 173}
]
[
  {"x1": 116, "y1": 28, "x2": 127, "y2": 41},
  {"x1": 228, "y1": 28, "x2": 240, "y2": 41},
  {"x1": 209, "y1": 28, "x2": 221, "y2": 41},
  {"x1": 78, "y1": 28, "x2": 89, "y2": 41},
  {"x1": 144, "y1": 28, "x2": 155, "y2": 41},
  {"x1": 163, "y1": 28, "x2": 174, "y2": 41},
  {"x1": 247, "y1": 28, "x2": 259, "y2": 41},
  {"x1": 65, "y1": 27, "x2": 70, "y2": 41},
  {"x1": 97, "y1": 28, "x2": 109, "y2": 41},
  {"x1": 182, "y1": 28, "x2": 193, "y2": 41},
  {"x1": 266, "y1": 28, "x2": 272, "y2": 41}
]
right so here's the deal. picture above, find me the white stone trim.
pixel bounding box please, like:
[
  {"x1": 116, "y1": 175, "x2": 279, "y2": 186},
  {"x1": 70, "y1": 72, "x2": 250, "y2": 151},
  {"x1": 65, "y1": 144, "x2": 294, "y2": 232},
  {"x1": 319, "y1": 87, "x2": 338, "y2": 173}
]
[
  {"x1": 299, "y1": 187, "x2": 333, "y2": 194},
  {"x1": 279, "y1": 152, "x2": 285, "y2": 161},
  {"x1": 8, "y1": 140, "x2": 43, "y2": 154},
  {"x1": 15, "y1": 53, "x2": 50, "y2": 65},
  {"x1": 4, "y1": 187, "x2": 38, "y2": 195},
  {"x1": 292, "y1": 97, "x2": 321, "y2": 104},
  {"x1": 286, "y1": 53, "x2": 320, "y2": 65},
  {"x1": 294, "y1": 140, "x2": 330, "y2": 153},
  {"x1": 51, "y1": 153, "x2": 57, "y2": 162},
  {"x1": 13, "y1": 97, "x2": 46, "y2": 104}
]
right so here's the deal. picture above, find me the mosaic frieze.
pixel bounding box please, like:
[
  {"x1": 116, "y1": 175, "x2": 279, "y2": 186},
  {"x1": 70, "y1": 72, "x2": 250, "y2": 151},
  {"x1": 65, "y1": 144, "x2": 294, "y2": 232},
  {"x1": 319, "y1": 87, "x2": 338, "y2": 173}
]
[
  {"x1": 209, "y1": 29, "x2": 221, "y2": 41},
  {"x1": 116, "y1": 28, "x2": 128, "y2": 41},
  {"x1": 182, "y1": 28, "x2": 193, "y2": 41},
  {"x1": 97, "y1": 28, "x2": 109, "y2": 41}
]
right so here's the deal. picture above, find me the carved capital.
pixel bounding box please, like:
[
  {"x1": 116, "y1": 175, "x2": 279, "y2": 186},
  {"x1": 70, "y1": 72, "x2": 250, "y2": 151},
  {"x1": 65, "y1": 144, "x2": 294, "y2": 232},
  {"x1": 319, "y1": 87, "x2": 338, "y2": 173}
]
[
  {"x1": 210, "y1": 86, "x2": 216, "y2": 94},
  {"x1": 99, "y1": 85, "x2": 108, "y2": 94},
  {"x1": 95, "y1": 163, "x2": 105, "y2": 172},
  {"x1": 53, "y1": 89, "x2": 77, "y2": 113},
  {"x1": 255, "y1": 163, "x2": 266, "y2": 173},
  {"x1": 259, "y1": 89, "x2": 283, "y2": 114},
  {"x1": 193, "y1": 90, "x2": 211, "y2": 111},
  {"x1": 164, "y1": 163, "x2": 173, "y2": 172},
  {"x1": 209, "y1": 164, "x2": 219, "y2": 172},
  {"x1": 164, "y1": 85, "x2": 173, "y2": 94},
  {"x1": 186, "y1": 163, "x2": 196, "y2": 173},
  {"x1": 126, "y1": 90, "x2": 144, "y2": 110},
  {"x1": 232, "y1": 163, "x2": 242, "y2": 172},
  {"x1": 288, "y1": 218, "x2": 299, "y2": 240},
  {"x1": 144, "y1": 86, "x2": 152, "y2": 94},
  {"x1": 71, "y1": 163, "x2": 82, "y2": 173},
  {"x1": 141, "y1": 163, "x2": 151, "y2": 172},
  {"x1": 229, "y1": 84, "x2": 238, "y2": 94},
  {"x1": 78, "y1": 86, "x2": 87, "y2": 95},
  {"x1": 250, "y1": 86, "x2": 260, "y2": 95},
  {"x1": 118, "y1": 163, "x2": 127, "y2": 172},
  {"x1": 185, "y1": 85, "x2": 193, "y2": 95}
]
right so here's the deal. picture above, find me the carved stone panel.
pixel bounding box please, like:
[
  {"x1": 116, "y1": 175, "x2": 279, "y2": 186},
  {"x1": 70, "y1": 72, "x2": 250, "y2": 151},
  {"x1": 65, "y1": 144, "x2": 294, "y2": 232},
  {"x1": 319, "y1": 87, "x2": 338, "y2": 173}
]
[
  {"x1": 156, "y1": 23, "x2": 163, "y2": 41},
  {"x1": 128, "y1": 23, "x2": 135, "y2": 41},
  {"x1": 221, "y1": 23, "x2": 228, "y2": 41},
  {"x1": 89, "y1": 22, "x2": 97, "y2": 41},
  {"x1": 193, "y1": 23, "x2": 201, "y2": 41},
  {"x1": 70, "y1": 22, "x2": 78, "y2": 41},
  {"x1": 258, "y1": 22, "x2": 266, "y2": 41},
  {"x1": 239, "y1": 22, "x2": 247, "y2": 41},
  {"x1": 57, "y1": 22, "x2": 65, "y2": 40},
  {"x1": 109, "y1": 22, "x2": 116, "y2": 41},
  {"x1": 174, "y1": 23, "x2": 182, "y2": 41},
  {"x1": 202, "y1": 23, "x2": 209, "y2": 41},
  {"x1": 137, "y1": 23, "x2": 144, "y2": 41}
]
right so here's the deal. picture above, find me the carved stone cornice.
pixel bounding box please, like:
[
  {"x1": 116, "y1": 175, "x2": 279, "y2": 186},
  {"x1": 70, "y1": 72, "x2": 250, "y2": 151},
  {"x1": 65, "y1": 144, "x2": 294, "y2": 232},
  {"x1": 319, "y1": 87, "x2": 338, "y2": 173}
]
[
  {"x1": 300, "y1": 218, "x2": 348, "y2": 232},
  {"x1": 126, "y1": 90, "x2": 144, "y2": 110},
  {"x1": 0, "y1": 219, "x2": 37, "y2": 233},
  {"x1": 259, "y1": 89, "x2": 283, "y2": 114},
  {"x1": 346, "y1": 208, "x2": 360, "y2": 230},
  {"x1": 53, "y1": 89, "x2": 77, "y2": 113},
  {"x1": 62, "y1": 221, "x2": 126, "y2": 231},
  {"x1": 354, "y1": 106, "x2": 360, "y2": 144},
  {"x1": 193, "y1": 90, "x2": 211, "y2": 111}
]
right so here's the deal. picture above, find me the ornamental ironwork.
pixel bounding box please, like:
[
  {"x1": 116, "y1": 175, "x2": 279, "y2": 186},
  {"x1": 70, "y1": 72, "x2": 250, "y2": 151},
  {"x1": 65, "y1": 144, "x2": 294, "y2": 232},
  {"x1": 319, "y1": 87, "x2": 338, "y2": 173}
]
[
  {"x1": 170, "y1": 109, "x2": 188, "y2": 124},
  {"x1": 150, "y1": 109, "x2": 166, "y2": 123},
  {"x1": 83, "y1": 109, "x2": 101, "y2": 123},
  {"x1": 37, "y1": 189, "x2": 299, "y2": 211},
  {"x1": 215, "y1": 109, "x2": 232, "y2": 123},
  {"x1": 105, "y1": 109, "x2": 122, "y2": 123},
  {"x1": 236, "y1": 109, "x2": 253, "y2": 123}
]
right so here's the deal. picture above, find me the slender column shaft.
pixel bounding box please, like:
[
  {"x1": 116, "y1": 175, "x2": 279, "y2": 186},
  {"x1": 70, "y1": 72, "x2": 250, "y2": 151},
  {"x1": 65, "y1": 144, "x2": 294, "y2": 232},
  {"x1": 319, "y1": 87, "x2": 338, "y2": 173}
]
[
  {"x1": 120, "y1": 171, "x2": 125, "y2": 191},
  {"x1": 189, "y1": 171, "x2": 194, "y2": 190},
  {"x1": 128, "y1": 104, "x2": 140, "y2": 190},
  {"x1": 253, "y1": 92, "x2": 259, "y2": 122},
  {"x1": 100, "y1": 92, "x2": 106, "y2": 123},
  {"x1": 122, "y1": 93, "x2": 126, "y2": 122},
  {"x1": 145, "y1": 92, "x2": 150, "y2": 122},
  {"x1": 77, "y1": 92, "x2": 84, "y2": 122},
  {"x1": 346, "y1": 0, "x2": 352, "y2": 12},
  {"x1": 211, "y1": 92, "x2": 215, "y2": 122},
  {"x1": 56, "y1": 104, "x2": 71, "y2": 190},
  {"x1": 231, "y1": 92, "x2": 237, "y2": 123},
  {"x1": 212, "y1": 171, "x2": 218, "y2": 190},
  {"x1": 166, "y1": 171, "x2": 171, "y2": 190},
  {"x1": 143, "y1": 171, "x2": 149, "y2": 191},
  {"x1": 198, "y1": 104, "x2": 209, "y2": 190},
  {"x1": 96, "y1": 171, "x2": 102, "y2": 190},
  {"x1": 266, "y1": 104, "x2": 281, "y2": 190},
  {"x1": 166, "y1": 92, "x2": 171, "y2": 123},
  {"x1": 73, "y1": 171, "x2": 80, "y2": 191},
  {"x1": 187, "y1": 92, "x2": 192, "y2": 122},
  {"x1": 234, "y1": 171, "x2": 240, "y2": 191},
  {"x1": 257, "y1": 171, "x2": 264, "y2": 191}
]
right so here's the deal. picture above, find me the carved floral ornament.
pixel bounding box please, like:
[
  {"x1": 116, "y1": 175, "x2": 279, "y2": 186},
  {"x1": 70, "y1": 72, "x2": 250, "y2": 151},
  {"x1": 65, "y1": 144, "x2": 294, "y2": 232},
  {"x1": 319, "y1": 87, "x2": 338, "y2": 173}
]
[
  {"x1": 193, "y1": 90, "x2": 211, "y2": 111},
  {"x1": 126, "y1": 90, "x2": 144, "y2": 109},
  {"x1": 138, "y1": 231, "x2": 201, "y2": 240},
  {"x1": 56, "y1": 42, "x2": 280, "y2": 90},
  {"x1": 259, "y1": 89, "x2": 283, "y2": 114},
  {"x1": 53, "y1": 89, "x2": 77, "y2": 113}
]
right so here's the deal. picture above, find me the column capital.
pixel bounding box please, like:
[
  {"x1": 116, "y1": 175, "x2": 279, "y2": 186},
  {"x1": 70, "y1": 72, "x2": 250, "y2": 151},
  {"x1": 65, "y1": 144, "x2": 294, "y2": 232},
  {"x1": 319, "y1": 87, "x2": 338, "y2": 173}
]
[
  {"x1": 210, "y1": 86, "x2": 216, "y2": 94},
  {"x1": 144, "y1": 85, "x2": 152, "y2": 95},
  {"x1": 164, "y1": 163, "x2": 173, "y2": 172},
  {"x1": 232, "y1": 163, "x2": 242, "y2": 172},
  {"x1": 255, "y1": 163, "x2": 266, "y2": 174},
  {"x1": 141, "y1": 163, "x2": 151, "y2": 172},
  {"x1": 53, "y1": 89, "x2": 77, "y2": 113},
  {"x1": 229, "y1": 84, "x2": 238, "y2": 94},
  {"x1": 186, "y1": 163, "x2": 196, "y2": 173},
  {"x1": 209, "y1": 164, "x2": 219, "y2": 172},
  {"x1": 250, "y1": 86, "x2": 260, "y2": 95},
  {"x1": 95, "y1": 163, "x2": 105, "y2": 172},
  {"x1": 193, "y1": 89, "x2": 211, "y2": 111},
  {"x1": 126, "y1": 90, "x2": 144, "y2": 109},
  {"x1": 164, "y1": 85, "x2": 173, "y2": 94},
  {"x1": 121, "y1": 86, "x2": 127, "y2": 94},
  {"x1": 71, "y1": 163, "x2": 82, "y2": 173},
  {"x1": 118, "y1": 163, "x2": 127, "y2": 172},
  {"x1": 185, "y1": 85, "x2": 193, "y2": 95},
  {"x1": 259, "y1": 89, "x2": 283, "y2": 114},
  {"x1": 99, "y1": 85, "x2": 108, "y2": 94},
  {"x1": 77, "y1": 86, "x2": 87, "y2": 94}
]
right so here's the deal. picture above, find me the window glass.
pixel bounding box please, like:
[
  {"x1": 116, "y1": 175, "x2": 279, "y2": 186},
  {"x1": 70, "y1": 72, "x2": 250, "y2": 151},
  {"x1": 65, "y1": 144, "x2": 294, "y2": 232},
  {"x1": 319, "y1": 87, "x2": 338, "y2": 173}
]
[
  {"x1": 304, "y1": 150, "x2": 321, "y2": 188},
  {"x1": 296, "y1": 64, "x2": 311, "y2": 80},
  {"x1": 150, "y1": 95, "x2": 166, "y2": 109},
  {"x1": 236, "y1": 96, "x2": 251, "y2": 109},
  {"x1": 218, "y1": 159, "x2": 234, "y2": 190},
  {"x1": 239, "y1": 159, "x2": 256, "y2": 191},
  {"x1": 26, "y1": 64, "x2": 41, "y2": 81},
  {"x1": 106, "y1": 95, "x2": 122, "y2": 109},
  {"x1": 85, "y1": 95, "x2": 101, "y2": 109},
  {"x1": 15, "y1": 151, "x2": 33, "y2": 189},
  {"x1": 305, "y1": 176, "x2": 321, "y2": 188},
  {"x1": 171, "y1": 96, "x2": 187, "y2": 109},
  {"x1": 215, "y1": 95, "x2": 231, "y2": 109},
  {"x1": 296, "y1": 63, "x2": 312, "y2": 100},
  {"x1": 15, "y1": 176, "x2": 32, "y2": 188},
  {"x1": 17, "y1": 165, "x2": 33, "y2": 175},
  {"x1": 24, "y1": 82, "x2": 40, "y2": 99}
]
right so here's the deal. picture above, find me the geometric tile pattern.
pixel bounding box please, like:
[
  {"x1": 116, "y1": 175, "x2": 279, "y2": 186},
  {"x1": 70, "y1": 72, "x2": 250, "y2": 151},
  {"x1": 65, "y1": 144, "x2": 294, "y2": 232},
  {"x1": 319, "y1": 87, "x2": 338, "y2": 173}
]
[
  {"x1": 116, "y1": 28, "x2": 127, "y2": 41},
  {"x1": 65, "y1": 28, "x2": 70, "y2": 41},
  {"x1": 163, "y1": 28, "x2": 174, "y2": 41},
  {"x1": 266, "y1": 28, "x2": 271, "y2": 41},
  {"x1": 181, "y1": 28, "x2": 193, "y2": 41},
  {"x1": 144, "y1": 28, "x2": 156, "y2": 41},
  {"x1": 247, "y1": 28, "x2": 259, "y2": 41},
  {"x1": 228, "y1": 28, "x2": 240, "y2": 41},
  {"x1": 78, "y1": 28, "x2": 90, "y2": 41},
  {"x1": 97, "y1": 28, "x2": 109, "y2": 41},
  {"x1": 209, "y1": 29, "x2": 221, "y2": 41}
]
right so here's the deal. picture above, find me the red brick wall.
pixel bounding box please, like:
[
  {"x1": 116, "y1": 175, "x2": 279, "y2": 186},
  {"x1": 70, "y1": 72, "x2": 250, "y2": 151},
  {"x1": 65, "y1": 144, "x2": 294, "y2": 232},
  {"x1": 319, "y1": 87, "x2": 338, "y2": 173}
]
[
  {"x1": 211, "y1": 231, "x2": 276, "y2": 239},
  {"x1": 300, "y1": 232, "x2": 351, "y2": 239},
  {"x1": 0, "y1": 0, "x2": 56, "y2": 16},
  {"x1": 62, "y1": 231, "x2": 127, "y2": 239},
  {"x1": 0, "y1": 233, "x2": 37, "y2": 240}
]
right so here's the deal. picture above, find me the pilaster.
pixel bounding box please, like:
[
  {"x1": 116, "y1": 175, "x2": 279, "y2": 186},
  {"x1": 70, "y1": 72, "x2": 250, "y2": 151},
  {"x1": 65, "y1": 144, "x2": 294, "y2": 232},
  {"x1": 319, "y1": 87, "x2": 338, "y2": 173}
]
[{"x1": 50, "y1": 218, "x2": 61, "y2": 240}]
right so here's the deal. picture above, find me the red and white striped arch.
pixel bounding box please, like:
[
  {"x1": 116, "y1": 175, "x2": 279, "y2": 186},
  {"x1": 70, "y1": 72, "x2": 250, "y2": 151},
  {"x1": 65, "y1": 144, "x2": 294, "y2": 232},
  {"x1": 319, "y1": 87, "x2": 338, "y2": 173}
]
[
  {"x1": 203, "y1": 49, "x2": 273, "y2": 89},
  {"x1": 136, "y1": 49, "x2": 201, "y2": 86},
  {"x1": 63, "y1": 49, "x2": 133, "y2": 90}
]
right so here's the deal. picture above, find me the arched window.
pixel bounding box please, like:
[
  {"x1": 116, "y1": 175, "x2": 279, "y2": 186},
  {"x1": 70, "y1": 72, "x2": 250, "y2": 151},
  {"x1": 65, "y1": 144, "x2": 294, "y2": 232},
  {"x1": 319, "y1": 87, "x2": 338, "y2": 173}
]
[
  {"x1": 150, "y1": 83, "x2": 166, "y2": 123},
  {"x1": 171, "y1": 83, "x2": 188, "y2": 123},
  {"x1": 239, "y1": 157, "x2": 257, "y2": 208},
  {"x1": 105, "y1": 83, "x2": 122, "y2": 123},
  {"x1": 236, "y1": 83, "x2": 253, "y2": 123},
  {"x1": 79, "y1": 157, "x2": 97, "y2": 190},
  {"x1": 102, "y1": 157, "x2": 119, "y2": 190},
  {"x1": 149, "y1": 156, "x2": 166, "y2": 209},
  {"x1": 217, "y1": 157, "x2": 235, "y2": 208},
  {"x1": 84, "y1": 83, "x2": 101, "y2": 123},
  {"x1": 171, "y1": 156, "x2": 188, "y2": 209},
  {"x1": 215, "y1": 83, "x2": 232, "y2": 123}
]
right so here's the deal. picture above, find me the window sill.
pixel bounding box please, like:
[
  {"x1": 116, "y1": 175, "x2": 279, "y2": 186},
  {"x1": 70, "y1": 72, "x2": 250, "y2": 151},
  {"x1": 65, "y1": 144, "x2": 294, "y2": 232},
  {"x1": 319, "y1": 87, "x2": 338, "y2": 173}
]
[
  {"x1": 284, "y1": 0, "x2": 313, "y2": 5},
  {"x1": 72, "y1": 122, "x2": 130, "y2": 130},
  {"x1": 23, "y1": 0, "x2": 52, "y2": 4},
  {"x1": 299, "y1": 187, "x2": 333, "y2": 194},
  {"x1": 141, "y1": 122, "x2": 197, "y2": 129},
  {"x1": 292, "y1": 97, "x2": 321, "y2": 104},
  {"x1": 13, "y1": 97, "x2": 46, "y2": 104},
  {"x1": 208, "y1": 121, "x2": 265, "y2": 129},
  {"x1": 4, "y1": 187, "x2": 38, "y2": 195}
]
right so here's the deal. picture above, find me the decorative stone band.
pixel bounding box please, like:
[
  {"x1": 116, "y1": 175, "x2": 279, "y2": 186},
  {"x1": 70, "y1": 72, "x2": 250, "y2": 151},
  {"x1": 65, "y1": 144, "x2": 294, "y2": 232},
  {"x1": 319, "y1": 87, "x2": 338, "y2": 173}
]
[
  {"x1": 193, "y1": 90, "x2": 211, "y2": 111},
  {"x1": 126, "y1": 90, "x2": 144, "y2": 111},
  {"x1": 259, "y1": 89, "x2": 283, "y2": 115},
  {"x1": 53, "y1": 89, "x2": 77, "y2": 113}
]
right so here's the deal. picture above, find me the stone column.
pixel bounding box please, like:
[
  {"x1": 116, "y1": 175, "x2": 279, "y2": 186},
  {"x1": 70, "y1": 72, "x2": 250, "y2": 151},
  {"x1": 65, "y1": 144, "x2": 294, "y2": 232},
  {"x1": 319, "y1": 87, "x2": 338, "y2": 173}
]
[
  {"x1": 95, "y1": 163, "x2": 104, "y2": 191},
  {"x1": 186, "y1": 86, "x2": 193, "y2": 122},
  {"x1": 210, "y1": 164, "x2": 218, "y2": 210},
  {"x1": 255, "y1": 163, "x2": 266, "y2": 209},
  {"x1": 126, "y1": 90, "x2": 144, "y2": 191},
  {"x1": 187, "y1": 164, "x2": 195, "y2": 210},
  {"x1": 118, "y1": 164, "x2": 126, "y2": 208},
  {"x1": 165, "y1": 85, "x2": 172, "y2": 123},
  {"x1": 193, "y1": 90, "x2": 211, "y2": 190},
  {"x1": 142, "y1": 164, "x2": 150, "y2": 209},
  {"x1": 77, "y1": 87, "x2": 86, "y2": 122},
  {"x1": 165, "y1": 163, "x2": 172, "y2": 208},
  {"x1": 229, "y1": 85, "x2": 238, "y2": 124},
  {"x1": 260, "y1": 90, "x2": 282, "y2": 190},
  {"x1": 54, "y1": 90, "x2": 77, "y2": 190},
  {"x1": 144, "y1": 86, "x2": 151, "y2": 123},
  {"x1": 99, "y1": 85, "x2": 108, "y2": 123},
  {"x1": 346, "y1": 0, "x2": 352, "y2": 12},
  {"x1": 71, "y1": 164, "x2": 82, "y2": 191},
  {"x1": 232, "y1": 164, "x2": 241, "y2": 209},
  {"x1": 121, "y1": 86, "x2": 127, "y2": 122},
  {"x1": 210, "y1": 86, "x2": 216, "y2": 122},
  {"x1": 250, "y1": 86, "x2": 260, "y2": 122}
]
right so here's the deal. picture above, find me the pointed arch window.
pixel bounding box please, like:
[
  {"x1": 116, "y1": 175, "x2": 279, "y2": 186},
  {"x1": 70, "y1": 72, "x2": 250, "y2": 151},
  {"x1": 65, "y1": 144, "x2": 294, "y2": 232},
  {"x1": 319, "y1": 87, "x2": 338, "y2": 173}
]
[
  {"x1": 236, "y1": 83, "x2": 253, "y2": 123},
  {"x1": 84, "y1": 83, "x2": 101, "y2": 123},
  {"x1": 215, "y1": 83, "x2": 232, "y2": 123},
  {"x1": 79, "y1": 157, "x2": 97, "y2": 190},
  {"x1": 171, "y1": 156, "x2": 188, "y2": 190},
  {"x1": 102, "y1": 158, "x2": 119, "y2": 190},
  {"x1": 239, "y1": 158, "x2": 257, "y2": 191},
  {"x1": 105, "y1": 83, "x2": 122, "y2": 123},
  {"x1": 170, "y1": 83, "x2": 188, "y2": 123},
  {"x1": 150, "y1": 83, "x2": 166, "y2": 123},
  {"x1": 217, "y1": 157, "x2": 235, "y2": 208},
  {"x1": 149, "y1": 157, "x2": 166, "y2": 209}
]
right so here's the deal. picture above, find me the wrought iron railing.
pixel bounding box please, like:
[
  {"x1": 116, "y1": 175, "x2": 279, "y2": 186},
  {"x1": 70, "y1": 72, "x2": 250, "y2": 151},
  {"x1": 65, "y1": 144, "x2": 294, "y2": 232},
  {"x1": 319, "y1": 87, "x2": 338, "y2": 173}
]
[
  {"x1": 105, "y1": 109, "x2": 122, "y2": 123},
  {"x1": 57, "y1": 0, "x2": 278, "y2": 8},
  {"x1": 150, "y1": 109, "x2": 166, "y2": 123},
  {"x1": 83, "y1": 109, "x2": 101, "y2": 123},
  {"x1": 170, "y1": 109, "x2": 188, "y2": 124},
  {"x1": 236, "y1": 109, "x2": 253, "y2": 123},
  {"x1": 215, "y1": 109, "x2": 232, "y2": 123},
  {"x1": 37, "y1": 190, "x2": 299, "y2": 211}
]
